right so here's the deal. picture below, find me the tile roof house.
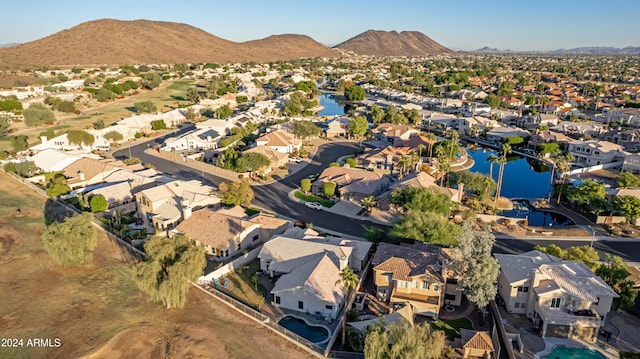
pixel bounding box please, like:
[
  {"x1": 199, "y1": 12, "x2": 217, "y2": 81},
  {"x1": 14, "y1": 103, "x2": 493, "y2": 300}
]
[
  {"x1": 378, "y1": 172, "x2": 464, "y2": 208},
  {"x1": 527, "y1": 130, "x2": 573, "y2": 151},
  {"x1": 258, "y1": 236, "x2": 355, "y2": 320},
  {"x1": 371, "y1": 242, "x2": 461, "y2": 319},
  {"x1": 135, "y1": 180, "x2": 220, "y2": 233},
  {"x1": 355, "y1": 146, "x2": 411, "y2": 173},
  {"x1": 371, "y1": 124, "x2": 420, "y2": 143},
  {"x1": 567, "y1": 140, "x2": 627, "y2": 166},
  {"x1": 62, "y1": 157, "x2": 121, "y2": 188},
  {"x1": 311, "y1": 166, "x2": 391, "y2": 202},
  {"x1": 324, "y1": 117, "x2": 349, "y2": 138},
  {"x1": 255, "y1": 129, "x2": 302, "y2": 154},
  {"x1": 244, "y1": 145, "x2": 289, "y2": 174},
  {"x1": 494, "y1": 251, "x2": 618, "y2": 341},
  {"x1": 30, "y1": 148, "x2": 81, "y2": 172},
  {"x1": 174, "y1": 208, "x2": 260, "y2": 261}
]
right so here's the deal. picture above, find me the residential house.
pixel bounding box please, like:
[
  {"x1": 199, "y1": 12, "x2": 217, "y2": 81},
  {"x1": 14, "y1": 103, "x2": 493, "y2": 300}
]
[
  {"x1": 567, "y1": 140, "x2": 627, "y2": 166},
  {"x1": 516, "y1": 114, "x2": 559, "y2": 130},
  {"x1": 494, "y1": 250, "x2": 560, "y2": 314},
  {"x1": 312, "y1": 166, "x2": 390, "y2": 202},
  {"x1": 622, "y1": 154, "x2": 640, "y2": 175},
  {"x1": 174, "y1": 208, "x2": 260, "y2": 261},
  {"x1": 485, "y1": 127, "x2": 531, "y2": 144},
  {"x1": 324, "y1": 117, "x2": 349, "y2": 138},
  {"x1": 161, "y1": 128, "x2": 223, "y2": 151},
  {"x1": 607, "y1": 107, "x2": 640, "y2": 128},
  {"x1": 495, "y1": 251, "x2": 618, "y2": 341},
  {"x1": 29, "y1": 148, "x2": 81, "y2": 172},
  {"x1": 371, "y1": 124, "x2": 420, "y2": 143},
  {"x1": 527, "y1": 130, "x2": 573, "y2": 151},
  {"x1": 81, "y1": 181, "x2": 136, "y2": 213},
  {"x1": 244, "y1": 145, "x2": 289, "y2": 174},
  {"x1": 355, "y1": 146, "x2": 411, "y2": 173},
  {"x1": 135, "y1": 180, "x2": 220, "y2": 232},
  {"x1": 371, "y1": 242, "x2": 461, "y2": 319},
  {"x1": 255, "y1": 129, "x2": 302, "y2": 154},
  {"x1": 62, "y1": 157, "x2": 120, "y2": 188},
  {"x1": 393, "y1": 135, "x2": 436, "y2": 157},
  {"x1": 551, "y1": 121, "x2": 604, "y2": 137},
  {"x1": 259, "y1": 236, "x2": 353, "y2": 320},
  {"x1": 529, "y1": 262, "x2": 618, "y2": 340},
  {"x1": 456, "y1": 116, "x2": 500, "y2": 136},
  {"x1": 604, "y1": 128, "x2": 640, "y2": 152}
]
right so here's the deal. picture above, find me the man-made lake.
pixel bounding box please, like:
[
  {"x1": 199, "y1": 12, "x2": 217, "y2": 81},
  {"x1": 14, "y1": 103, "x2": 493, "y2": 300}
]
[
  {"x1": 317, "y1": 93, "x2": 345, "y2": 117},
  {"x1": 467, "y1": 148, "x2": 552, "y2": 199}
]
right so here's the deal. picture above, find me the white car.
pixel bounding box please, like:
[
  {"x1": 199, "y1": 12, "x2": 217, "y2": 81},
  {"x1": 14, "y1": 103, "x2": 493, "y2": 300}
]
[
  {"x1": 288, "y1": 157, "x2": 301, "y2": 163},
  {"x1": 304, "y1": 202, "x2": 322, "y2": 210}
]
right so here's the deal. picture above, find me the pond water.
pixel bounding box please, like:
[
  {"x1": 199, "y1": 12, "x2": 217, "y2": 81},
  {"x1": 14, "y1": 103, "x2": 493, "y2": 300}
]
[
  {"x1": 542, "y1": 345, "x2": 605, "y2": 359},
  {"x1": 467, "y1": 148, "x2": 552, "y2": 199},
  {"x1": 278, "y1": 316, "x2": 330, "y2": 344},
  {"x1": 317, "y1": 93, "x2": 345, "y2": 116},
  {"x1": 466, "y1": 148, "x2": 575, "y2": 226}
]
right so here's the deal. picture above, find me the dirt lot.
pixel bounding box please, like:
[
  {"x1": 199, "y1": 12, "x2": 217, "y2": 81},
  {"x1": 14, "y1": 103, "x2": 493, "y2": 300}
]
[{"x1": 0, "y1": 172, "x2": 310, "y2": 359}]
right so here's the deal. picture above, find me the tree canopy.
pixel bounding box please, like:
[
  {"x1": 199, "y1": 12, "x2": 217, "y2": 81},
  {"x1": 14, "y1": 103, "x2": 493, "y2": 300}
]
[
  {"x1": 389, "y1": 187, "x2": 452, "y2": 216},
  {"x1": 390, "y1": 210, "x2": 459, "y2": 246},
  {"x1": 448, "y1": 171, "x2": 496, "y2": 200},
  {"x1": 292, "y1": 120, "x2": 321, "y2": 139},
  {"x1": 90, "y1": 195, "x2": 108, "y2": 212},
  {"x1": 449, "y1": 220, "x2": 499, "y2": 311},
  {"x1": 235, "y1": 152, "x2": 270, "y2": 173},
  {"x1": 534, "y1": 244, "x2": 600, "y2": 270},
  {"x1": 135, "y1": 234, "x2": 206, "y2": 308},
  {"x1": 344, "y1": 85, "x2": 366, "y2": 101},
  {"x1": 141, "y1": 72, "x2": 162, "y2": 89},
  {"x1": 219, "y1": 181, "x2": 254, "y2": 207},
  {"x1": 566, "y1": 179, "x2": 607, "y2": 208},
  {"x1": 364, "y1": 320, "x2": 445, "y2": 359},
  {"x1": 66, "y1": 130, "x2": 95, "y2": 147},
  {"x1": 23, "y1": 103, "x2": 55, "y2": 127},
  {"x1": 348, "y1": 116, "x2": 368, "y2": 137},
  {"x1": 614, "y1": 195, "x2": 640, "y2": 228},
  {"x1": 41, "y1": 212, "x2": 97, "y2": 267},
  {"x1": 595, "y1": 255, "x2": 637, "y2": 307},
  {"x1": 617, "y1": 172, "x2": 640, "y2": 188},
  {"x1": 134, "y1": 100, "x2": 157, "y2": 113}
]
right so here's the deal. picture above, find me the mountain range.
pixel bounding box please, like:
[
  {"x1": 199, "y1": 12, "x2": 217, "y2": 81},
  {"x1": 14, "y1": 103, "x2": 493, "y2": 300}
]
[
  {"x1": 0, "y1": 19, "x2": 338, "y2": 67},
  {"x1": 335, "y1": 30, "x2": 455, "y2": 57},
  {"x1": 473, "y1": 46, "x2": 640, "y2": 55}
]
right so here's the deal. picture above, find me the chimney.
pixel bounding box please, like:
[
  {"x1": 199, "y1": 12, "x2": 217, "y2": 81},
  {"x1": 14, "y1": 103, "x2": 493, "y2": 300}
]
[
  {"x1": 40, "y1": 136, "x2": 48, "y2": 144},
  {"x1": 457, "y1": 183, "x2": 464, "y2": 203},
  {"x1": 182, "y1": 198, "x2": 192, "y2": 220},
  {"x1": 77, "y1": 171, "x2": 85, "y2": 181}
]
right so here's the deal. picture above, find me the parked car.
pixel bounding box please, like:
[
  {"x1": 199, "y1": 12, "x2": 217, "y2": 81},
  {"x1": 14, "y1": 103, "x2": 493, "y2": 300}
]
[
  {"x1": 304, "y1": 202, "x2": 322, "y2": 210},
  {"x1": 288, "y1": 156, "x2": 301, "y2": 163}
]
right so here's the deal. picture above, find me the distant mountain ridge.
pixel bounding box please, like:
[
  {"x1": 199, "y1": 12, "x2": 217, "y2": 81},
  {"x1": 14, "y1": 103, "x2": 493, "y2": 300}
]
[
  {"x1": 472, "y1": 45, "x2": 640, "y2": 55},
  {"x1": 334, "y1": 30, "x2": 455, "y2": 57},
  {"x1": 0, "y1": 19, "x2": 337, "y2": 67}
]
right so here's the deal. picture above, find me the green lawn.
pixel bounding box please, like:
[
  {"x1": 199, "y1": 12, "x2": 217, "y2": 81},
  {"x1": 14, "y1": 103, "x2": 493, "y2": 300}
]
[
  {"x1": 294, "y1": 191, "x2": 335, "y2": 208},
  {"x1": 432, "y1": 318, "x2": 473, "y2": 340},
  {"x1": 224, "y1": 260, "x2": 267, "y2": 310}
]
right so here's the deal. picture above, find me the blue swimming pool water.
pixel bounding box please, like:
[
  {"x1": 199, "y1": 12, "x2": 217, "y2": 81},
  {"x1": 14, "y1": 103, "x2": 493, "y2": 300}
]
[
  {"x1": 278, "y1": 316, "x2": 329, "y2": 343},
  {"x1": 542, "y1": 345, "x2": 605, "y2": 359}
]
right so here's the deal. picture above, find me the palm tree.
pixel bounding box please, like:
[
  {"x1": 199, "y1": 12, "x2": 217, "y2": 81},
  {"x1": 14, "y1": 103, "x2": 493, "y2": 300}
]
[
  {"x1": 494, "y1": 143, "x2": 512, "y2": 202},
  {"x1": 449, "y1": 131, "x2": 459, "y2": 161},
  {"x1": 486, "y1": 154, "x2": 499, "y2": 180},
  {"x1": 554, "y1": 153, "x2": 575, "y2": 205},
  {"x1": 426, "y1": 133, "x2": 437, "y2": 159},
  {"x1": 336, "y1": 267, "x2": 360, "y2": 345},
  {"x1": 360, "y1": 195, "x2": 378, "y2": 213},
  {"x1": 416, "y1": 143, "x2": 427, "y2": 159}
]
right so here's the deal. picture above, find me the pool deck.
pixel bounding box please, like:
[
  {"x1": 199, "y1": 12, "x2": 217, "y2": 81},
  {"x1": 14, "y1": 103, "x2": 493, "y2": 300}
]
[{"x1": 534, "y1": 337, "x2": 619, "y2": 359}]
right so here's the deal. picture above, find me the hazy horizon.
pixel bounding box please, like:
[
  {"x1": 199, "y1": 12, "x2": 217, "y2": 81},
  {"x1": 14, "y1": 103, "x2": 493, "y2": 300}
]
[{"x1": 2, "y1": 0, "x2": 639, "y2": 52}]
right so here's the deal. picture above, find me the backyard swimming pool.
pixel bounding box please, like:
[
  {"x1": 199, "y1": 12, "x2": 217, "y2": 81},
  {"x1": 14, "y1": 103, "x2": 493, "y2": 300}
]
[
  {"x1": 278, "y1": 316, "x2": 330, "y2": 344},
  {"x1": 542, "y1": 345, "x2": 605, "y2": 359}
]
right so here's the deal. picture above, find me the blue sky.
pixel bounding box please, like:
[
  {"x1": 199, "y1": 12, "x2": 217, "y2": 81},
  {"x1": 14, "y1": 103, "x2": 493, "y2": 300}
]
[{"x1": 3, "y1": 0, "x2": 638, "y2": 51}]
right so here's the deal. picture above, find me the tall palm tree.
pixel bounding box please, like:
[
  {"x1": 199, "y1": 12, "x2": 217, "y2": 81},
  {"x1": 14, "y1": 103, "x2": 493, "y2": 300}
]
[
  {"x1": 426, "y1": 133, "x2": 437, "y2": 159},
  {"x1": 336, "y1": 267, "x2": 360, "y2": 345},
  {"x1": 449, "y1": 131, "x2": 459, "y2": 161},
  {"x1": 486, "y1": 154, "x2": 499, "y2": 180},
  {"x1": 494, "y1": 143, "x2": 511, "y2": 202},
  {"x1": 554, "y1": 153, "x2": 575, "y2": 205}
]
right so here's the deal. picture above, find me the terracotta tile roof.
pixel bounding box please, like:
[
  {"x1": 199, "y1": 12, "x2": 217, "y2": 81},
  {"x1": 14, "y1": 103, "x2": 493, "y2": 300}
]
[
  {"x1": 372, "y1": 242, "x2": 444, "y2": 282},
  {"x1": 63, "y1": 157, "x2": 118, "y2": 182},
  {"x1": 256, "y1": 129, "x2": 302, "y2": 147},
  {"x1": 175, "y1": 208, "x2": 254, "y2": 249},
  {"x1": 461, "y1": 329, "x2": 494, "y2": 351}
]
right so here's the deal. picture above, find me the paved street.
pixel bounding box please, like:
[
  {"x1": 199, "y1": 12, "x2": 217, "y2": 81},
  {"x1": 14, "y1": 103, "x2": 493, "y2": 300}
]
[{"x1": 114, "y1": 131, "x2": 640, "y2": 261}]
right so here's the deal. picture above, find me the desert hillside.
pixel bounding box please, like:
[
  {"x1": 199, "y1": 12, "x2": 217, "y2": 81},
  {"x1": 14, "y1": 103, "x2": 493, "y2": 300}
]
[
  {"x1": 335, "y1": 29, "x2": 455, "y2": 56},
  {"x1": 0, "y1": 19, "x2": 338, "y2": 67}
]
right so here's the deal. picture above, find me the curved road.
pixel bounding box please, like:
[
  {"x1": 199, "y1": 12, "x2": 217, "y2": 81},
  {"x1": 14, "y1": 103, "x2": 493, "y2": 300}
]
[{"x1": 114, "y1": 131, "x2": 640, "y2": 262}]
